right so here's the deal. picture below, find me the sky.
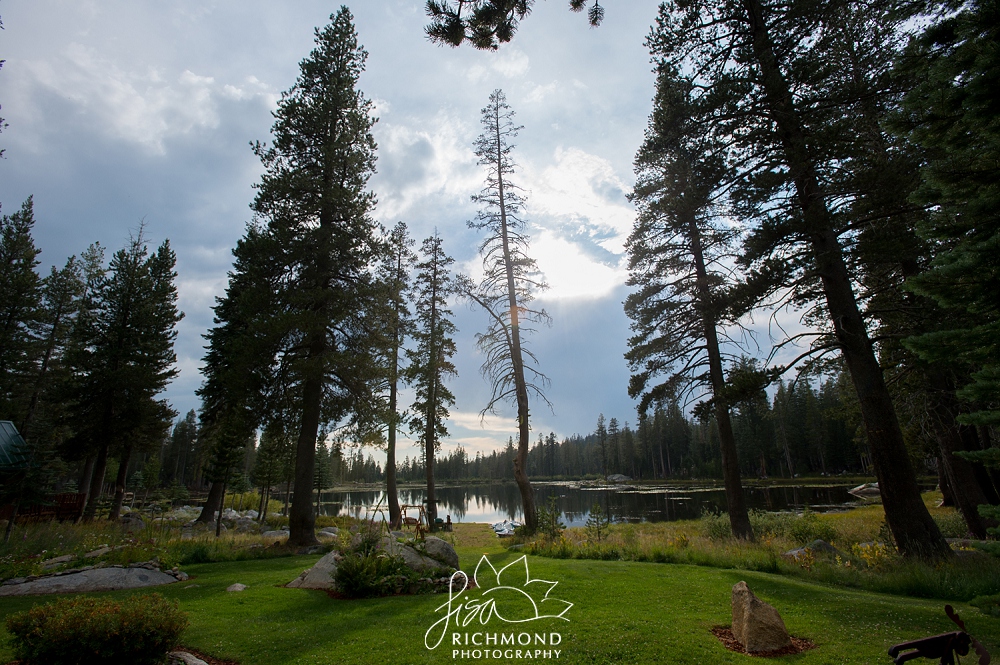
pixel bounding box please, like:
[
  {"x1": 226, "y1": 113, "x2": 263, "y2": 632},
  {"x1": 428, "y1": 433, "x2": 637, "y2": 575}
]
[{"x1": 0, "y1": 0, "x2": 709, "y2": 462}]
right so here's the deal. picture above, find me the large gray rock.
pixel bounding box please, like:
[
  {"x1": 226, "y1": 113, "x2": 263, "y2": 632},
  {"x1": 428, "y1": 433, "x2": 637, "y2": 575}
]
[
  {"x1": 377, "y1": 536, "x2": 448, "y2": 573},
  {"x1": 0, "y1": 567, "x2": 177, "y2": 596},
  {"x1": 731, "y1": 581, "x2": 791, "y2": 653},
  {"x1": 286, "y1": 551, "x2": 340, "y2": 590},
  {"x1": 422, "y1": 536, "x2": 459, "y2": 569}
]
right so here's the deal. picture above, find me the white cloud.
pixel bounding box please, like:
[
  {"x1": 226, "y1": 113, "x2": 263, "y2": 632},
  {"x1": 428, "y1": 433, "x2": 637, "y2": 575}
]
[
  {"x1": 463, "y1": 48, "x2": 531, "y2": 83},
  {"x1": 371, "y1": 110, "x2": 481, "y2": 221},
  {"x1": 527, "y1": 146, "x2": 635, "y2": 254},
  {"x1": 532, "y1": 229, "x2": 626, "y2": 300},
  {"x1": 18, "y1": 44, "x2": 274, "y2": 154},
  {"x1": 449, "y1": 410, "x2": 520, "y2": 433}
]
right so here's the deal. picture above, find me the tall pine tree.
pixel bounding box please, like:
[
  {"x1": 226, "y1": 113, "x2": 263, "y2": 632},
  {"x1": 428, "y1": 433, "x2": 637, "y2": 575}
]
[{"x1": 407, "y1": 232, "x2": 457, "y2": 529}]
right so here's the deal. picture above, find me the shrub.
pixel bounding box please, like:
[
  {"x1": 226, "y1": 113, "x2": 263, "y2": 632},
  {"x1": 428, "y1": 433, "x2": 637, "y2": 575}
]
[
  {"x1": 789, "y1": 509, "x2": 838, "y2": 544},
  {"x1": 933, "y1": 510, "x2": 970, "y2": 539},
  {"x1": 585, "y1": 502, "x2": 611, "y2": 543},
  {"x1": 700, "y1": 510, "x2": 732, "y2": 540},
  {"x1": 970, "y1": 593, "x2": 1000, "y2": 617},
  {"x1": 536, "y1": 496, "x2": 566, "y2": 540},
  {"x1": 335, "y1": 552, "x2": 415, "y2": 598},
  {"x1": 6, "y1": 593, "x2": 187, "y2": 665}
]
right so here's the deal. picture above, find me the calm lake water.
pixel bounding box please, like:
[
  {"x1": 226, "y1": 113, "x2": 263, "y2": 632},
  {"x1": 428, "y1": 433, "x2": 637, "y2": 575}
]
[{"x1": 315, "y1": 482, "x2": 876, "y2": 526}]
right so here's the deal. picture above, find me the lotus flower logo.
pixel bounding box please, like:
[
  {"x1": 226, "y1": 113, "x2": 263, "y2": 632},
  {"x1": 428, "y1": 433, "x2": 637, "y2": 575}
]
[{"x1": 424, "y1": 554, "x2": 573, "y2": 650}]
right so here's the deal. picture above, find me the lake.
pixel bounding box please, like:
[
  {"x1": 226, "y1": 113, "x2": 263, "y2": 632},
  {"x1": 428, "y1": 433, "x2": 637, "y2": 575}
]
[{"x1": 315, "y1": 481, "x2": 877, "y2": 526}]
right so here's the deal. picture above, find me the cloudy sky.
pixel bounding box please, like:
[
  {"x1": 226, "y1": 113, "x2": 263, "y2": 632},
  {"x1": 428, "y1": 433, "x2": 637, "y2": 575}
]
[{"x1": 0, "y1": 0, "x2": 682, "y2": 461}]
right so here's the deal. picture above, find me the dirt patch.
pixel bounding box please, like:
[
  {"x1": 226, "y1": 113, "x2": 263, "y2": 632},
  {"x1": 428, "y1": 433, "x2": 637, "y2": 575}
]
[{"x1": 712, "y1": 626, "x2": 817, "y2": 657}]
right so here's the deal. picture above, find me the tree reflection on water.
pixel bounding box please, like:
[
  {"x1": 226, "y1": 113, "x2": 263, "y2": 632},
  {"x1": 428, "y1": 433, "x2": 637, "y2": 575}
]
[{"x1": 314, "y1": 483, "x2": 873, "y2": 526}]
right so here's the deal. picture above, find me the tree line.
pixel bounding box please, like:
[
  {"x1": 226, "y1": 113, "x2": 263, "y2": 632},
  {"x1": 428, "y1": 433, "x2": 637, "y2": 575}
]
[{"x1": 0, "y1": 197, "x2": 181, "y2": 532}]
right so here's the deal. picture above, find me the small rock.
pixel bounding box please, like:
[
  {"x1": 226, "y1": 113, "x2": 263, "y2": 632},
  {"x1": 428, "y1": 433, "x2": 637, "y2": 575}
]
[
  {"x1": 169, "y1": 650, "x2": 209, "y2": 665},
  {"x1": 173, "y1": 571, "x2": 190, "y2": 581},
  {"x1": 83, "y1": 546, "x2": 111, "y2": 559},
  {"x1": 119, "y1": 514, "x2": 145, "y2": 532},
  {"x1": 319, "y1": 526, "x2": 340, "y2": 536},
  {"x1": 226, "y1": 583, "x2": 247, "y2": 592},
  {"x1": 261, "y1": 530, "x2": 288, "y2": 539},
  {"x1": 806, "y1": 539, "x2": 841, "y2": 556},
  {"x1": 41, "y1": 554, "x2": 75, "y2": 569},
  {"x1": 731, "y1": 581, "x2": 792, "y2": 653}
]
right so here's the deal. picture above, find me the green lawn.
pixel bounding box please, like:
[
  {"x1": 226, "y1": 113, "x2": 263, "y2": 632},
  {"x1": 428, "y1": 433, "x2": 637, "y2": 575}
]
[{"x1": 0, "y1": 531, "x2": 996, "y2": 664}]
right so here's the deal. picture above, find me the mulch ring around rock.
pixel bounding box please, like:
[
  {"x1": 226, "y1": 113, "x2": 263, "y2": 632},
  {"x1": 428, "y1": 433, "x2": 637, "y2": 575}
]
[{"x1": 712, "y1": 626, "x2": 817, "y2": 657}]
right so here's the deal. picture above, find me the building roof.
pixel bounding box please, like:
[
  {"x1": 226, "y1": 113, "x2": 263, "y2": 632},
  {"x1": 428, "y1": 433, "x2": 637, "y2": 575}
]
[{"x1": 0, "y1": 421, "x2": 29, "y2": 469}]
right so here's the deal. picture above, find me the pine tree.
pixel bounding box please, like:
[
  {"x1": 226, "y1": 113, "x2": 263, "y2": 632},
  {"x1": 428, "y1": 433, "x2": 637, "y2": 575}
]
[
  {"x1": 204, "y1": 9, "x2": 380, "y2": 546},
  {"x1": 19, "y1": 256, "x2": 85, "y2": 444},
  {"x1": 897, "y1": 0, "x2": 1000, "y2": 429},
  {"x1": 407, "y1": 232, "x2": 457, "y2": 529},
  {"x1": 640, "y1": 0, "x2": 950, "y2": 557},
  {"x1": 68, "y1": 229, "x2": 182, "y2": 521},
  {"x1": 595, "y1": 414, "x2": 608, "y2": 479},
  {"x1": 459, "y1": 90, "x2": 549, "y2": 533},
  {"x1": 0, "y1": 198, "x2": 42, "y2": 424},
  {"x1": 625, "y1": 63, "x2": 754, "y2": 539},
  {"x1": 378, "y1": 222, "x2": 415, "y2": 528}
]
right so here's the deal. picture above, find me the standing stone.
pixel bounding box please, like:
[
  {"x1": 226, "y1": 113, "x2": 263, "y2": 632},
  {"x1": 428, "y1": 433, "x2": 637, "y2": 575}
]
[
  {"x1": 731, "y1": 581, "x2": 792, "y2": 653},
  {"x1": 286, "y1": 551, "x2": 341, "y2": 590}
]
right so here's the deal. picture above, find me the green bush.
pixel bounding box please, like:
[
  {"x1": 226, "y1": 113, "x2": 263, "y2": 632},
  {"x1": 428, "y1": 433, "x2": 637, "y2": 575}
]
[
  {"x1": 789, "y1": 509, "x2": 838, "y2": 544},
  {"x1": 970, "y1": 593, "x2": 1000, "y2": 617},
  {"x1": 933, "y1": 510, "x2": 969, "y2": 539},
  {"x1": 335, "y1": 552, "x2": 415, "y2": 598},
  {"x1": 700, "y1": 510, "x2": 732, "y2": 540},
  {"x1": 6, "y1": 593, "x2": 187, "y2": 665}
]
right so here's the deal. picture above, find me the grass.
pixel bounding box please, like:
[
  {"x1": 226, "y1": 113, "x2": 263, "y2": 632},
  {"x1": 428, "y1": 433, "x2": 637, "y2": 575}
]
[
  {"x1": 0, "y1": 523, "x2": 996, "y2": 664},
  {"x1": 522, "y1": 492, "x2": 1000, "y2": 601}
]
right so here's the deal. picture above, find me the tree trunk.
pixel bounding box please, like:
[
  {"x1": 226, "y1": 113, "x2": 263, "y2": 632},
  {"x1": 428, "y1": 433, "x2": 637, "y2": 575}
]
[
  {"x1": 740, "y1": 0, "x2": 949, "y2": 558},
  {"x1": 196, "y1": 480, "x2": 225, "y2": 524},
  {"x1": 288, "y1": 335, "x2": 322, "y2": 547},
  {"x1": 937, "y1": 458, "x2": 955, "y2": 507},
  {"x1": 108, "y1": 444, "x2": 132, "y2": 521},
  {"x1": 75, "y1": 455, "x2": 96, "y2": 522},
  {"x1": 216, "y1": 476, "x2": 228, "y2": 538},
  {"x1": 494, "y1": 111, "x2": 536, "y2": 533},
  {"x1": 82, "y1": 445, "x2": 109, "y2": 521},
  {"x1": 387, "y1": 380, "x2": 401, "y2": 529},
  {"x1": 934, "y1": 423, "x2": 990, "y2": 538},
  {"x1": 687, "y1": 213, "x2": 754, "y2": 541},
  {"x1": 3, "y1": 502, "x2": 19, "y2": 544}
]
